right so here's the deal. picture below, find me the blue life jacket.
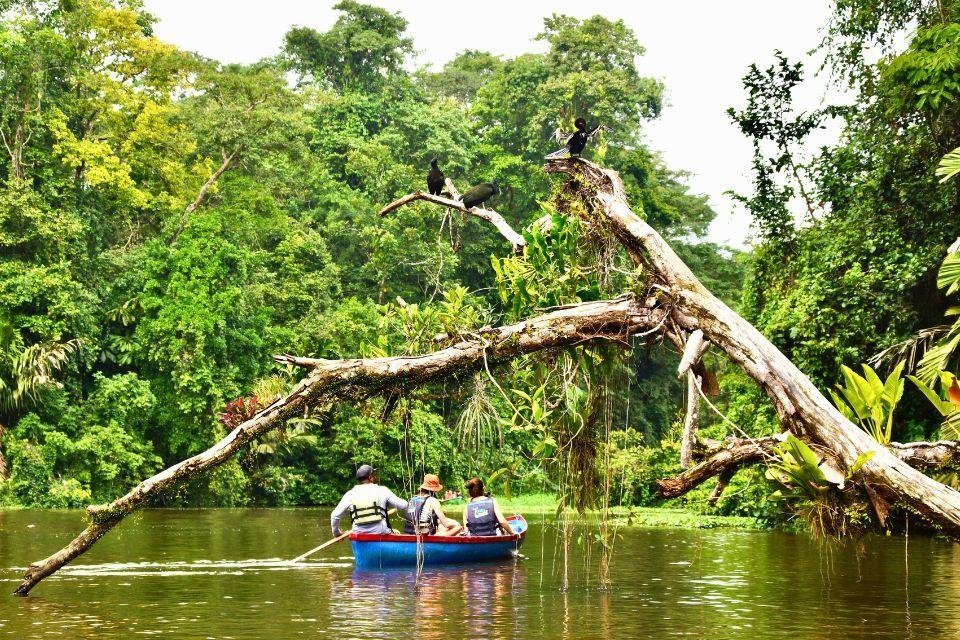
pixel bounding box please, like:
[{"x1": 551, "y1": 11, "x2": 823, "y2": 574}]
[
  {"x1": 404, "y1": 495, "x2": 438, "y2": 535},
  {"x1": 466, "y1": 497, "x2": 498, "y2": 536}
]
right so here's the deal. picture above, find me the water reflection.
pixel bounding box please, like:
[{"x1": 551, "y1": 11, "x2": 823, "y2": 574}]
[
  {"x1": 329, "y1": 563, "x2": 524, "y2": 640},
  {"x1": 4, "y1": 509, "x2": 960, "y2": 639}
]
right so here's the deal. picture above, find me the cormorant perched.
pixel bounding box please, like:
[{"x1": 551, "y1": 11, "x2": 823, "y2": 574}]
[
  {"x1": 546, "y1": 118, "x2": 606, "y2": 159},
  {"x1": 459, "y1": 179, "x2": 500, "y2": 209},
  {"x1": 427, "y1": 158, "x2": 444, "y2": 196}
]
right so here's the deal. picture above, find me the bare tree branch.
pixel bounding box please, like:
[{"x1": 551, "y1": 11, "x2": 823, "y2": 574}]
[
  {"x1": 378, "y1": 190, "x2": 525, "y2": 253},
  {"x1": 680, "y1": 371, "x2": 700, "y2": 469},
  {"x1": 677, "y1": 329, "x2": 708, "y2": 378},
  {"x1": 169, "y1": 146, "x2": 241, "y2": 245},
  {"x1": 658, "y1": 436, "x2": 783, "y2": 499}
]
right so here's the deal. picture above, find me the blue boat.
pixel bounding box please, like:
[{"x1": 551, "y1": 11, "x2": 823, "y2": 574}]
[{"x1": 350, "y1": 515, "x2": 527, "y2": 569}]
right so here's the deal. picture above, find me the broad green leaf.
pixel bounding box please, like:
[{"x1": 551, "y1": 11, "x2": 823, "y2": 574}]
[
  {"x1": 847, "y1": 450, "x2": 875, "y2": 478},
  {"x1": 908, "y1": 375, "x2": 954, "y2": 416}
]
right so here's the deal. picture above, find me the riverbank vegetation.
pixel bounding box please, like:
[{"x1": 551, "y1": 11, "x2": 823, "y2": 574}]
[{"x1": 2, "y1": 0, "x2": 960, "y2": 548}]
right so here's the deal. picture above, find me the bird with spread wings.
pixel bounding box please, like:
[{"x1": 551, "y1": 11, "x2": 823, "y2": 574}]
[{"x1": 546, "y1": 118, "x2": 610, "y2": 159}]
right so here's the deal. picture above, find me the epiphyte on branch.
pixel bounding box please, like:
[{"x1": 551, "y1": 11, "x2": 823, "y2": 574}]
[
  {"x1": 459, "y1": 179, "x2": 500, "y2": 209},
  {"x1": 427, "y1": 158, "x2": 444, "y2": 196}
]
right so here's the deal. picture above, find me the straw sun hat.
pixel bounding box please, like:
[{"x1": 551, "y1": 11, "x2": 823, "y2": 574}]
[{"x1": 419, "y1": 474, "x2": 443, "y2": 492}]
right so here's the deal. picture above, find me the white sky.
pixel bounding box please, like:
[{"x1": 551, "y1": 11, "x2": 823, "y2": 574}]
[{"x1": 143, "y1": 0, "x2": 842, "y2": 248}]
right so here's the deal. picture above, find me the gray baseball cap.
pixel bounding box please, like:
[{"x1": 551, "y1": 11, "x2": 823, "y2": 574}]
[{"x1": 356, "y1": 464, "x2": 376, "y2": 481}]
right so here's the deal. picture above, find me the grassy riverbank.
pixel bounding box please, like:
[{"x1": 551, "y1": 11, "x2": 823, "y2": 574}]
[{"x1": 471, "y1": 494, "x2": 764, "y2": 530}]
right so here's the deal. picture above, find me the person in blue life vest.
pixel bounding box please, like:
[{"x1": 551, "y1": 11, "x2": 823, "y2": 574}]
[
  {"x1": 331, "y1": 464, "x2": 408, "y2": 536},
  {"x1": 404, "y1": 473, "x2": 463, "y2": 536},
  {"x1": 463, "y1": 477, "x2": 514, "y2": 536}
]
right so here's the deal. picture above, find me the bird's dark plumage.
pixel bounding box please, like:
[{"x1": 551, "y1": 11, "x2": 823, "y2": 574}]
[
  {"x1": 459, "y1": 179, "x2": 500, "y2": 209},
  {"x1": 547, "y1": 117, "x2": 604, "y2": 159},
  {"x1": 427, "y1": 158, "x2": 444, "y2": 196},
  {"x1": 567, "y1": 118, "x2": 590, "y2": 155}
]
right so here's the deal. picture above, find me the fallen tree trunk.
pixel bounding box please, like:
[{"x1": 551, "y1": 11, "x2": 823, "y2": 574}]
[
  {"x1": 546, "y1": 157, "x2": 960, "y2": 536},
  {"x1": 14, "y1": 297, "x2": 663, "y2": 595}
]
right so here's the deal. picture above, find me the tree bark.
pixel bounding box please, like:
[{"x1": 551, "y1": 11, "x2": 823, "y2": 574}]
[
  {"x1": 14, "y1": 297, "x2": 663, "y2": 595},
  {"x1": 0, "y1": 425, "x2": 7, "y2": 481},
  {"x1": 546, "y1": 157, "x2": 960, "y2": 536},
  {"x1": 677, "y1": 329, "x2": 707, "y2": 378}
]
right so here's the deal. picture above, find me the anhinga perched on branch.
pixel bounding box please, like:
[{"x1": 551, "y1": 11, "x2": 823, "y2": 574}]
[
  {"x1": 426, "y1": 158, "x2": 444, "y2": 196},
  {"x1": 459, "y1": 179, "x2": 500, "y2": 209},
  {"x1": 547, "y1": 117, "x2": 608, "y2": 158}
]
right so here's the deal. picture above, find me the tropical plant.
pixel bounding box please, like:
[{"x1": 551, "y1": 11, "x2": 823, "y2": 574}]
[
  {"x1": 912, "y1": 238, "x2": 960, "y2": 383},
  {"x1": 908, "y1": 373, "x2": 960, "y2": 439},
  {"x1": 765, "y1": 435, "x2": 873, "y2": 538},
  {"x1": 936, "y1": 147, "x2": 960, "y2": 183},
  {"x1": 0, "y1": 339, "x2": 81, "y2": 416},
  {"x1": 829, "y1": 362, "x2": 905, "y2": 445},
  {"x1": 765, "y1": 435, "x2": 833, "y2": 502},
  {"x1": 455, "y1": 372, "x2": 501, "y2": 451},
  {"x1": 251, "y1": 417, "x2": 319, "y2": 457},
  {"x1": 0, "y1": 338, "x2": 81, "y2": 480}
]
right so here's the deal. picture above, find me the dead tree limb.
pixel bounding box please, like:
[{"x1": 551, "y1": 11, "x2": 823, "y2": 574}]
[
  {"x1": 889, "y1": 441, "x2": 960, "y2": 470},
  {"x1": 708, "y1": 469, "x2": 735, "y2": 506},
  {"x1": 547, "y1": 157, "x2": 960, "y2": 536},
  {"x1": 679, "y1": 371, "x2": 700, "y2": 469},
  {"x1": 659, "y1": 436, "x2": 782, "y2": 498},
  {"x1": 661, "y1": 435, "x2": 960, "y2": 501},
  {"x1": 443, "y1": 177, "x2": 462, "y2": 200},
  {"x1": 170, "y1": 146, "x2": 240, "y2": 244},
  {"x1": 14, "y1": 297, "x2": 663, "y2": 595},
  {"x1": 677, "y1": 329, "x2": 708, "y2": 378},
  {"x1": 378, "y1": 190, "x2": 525, "y2": 252}
]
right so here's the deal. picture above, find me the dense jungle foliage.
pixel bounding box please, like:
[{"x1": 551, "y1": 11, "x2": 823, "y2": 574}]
[{"x1": 1, "y1": 0, "x2": 959, "y2": 526}]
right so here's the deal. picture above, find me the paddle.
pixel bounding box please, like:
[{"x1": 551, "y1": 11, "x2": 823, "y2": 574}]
[{"x1": 290, "y1": 493, "x2": 462, "y2": 564}]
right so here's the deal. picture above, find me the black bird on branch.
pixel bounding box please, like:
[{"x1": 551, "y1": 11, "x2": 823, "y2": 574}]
[
  {"x1": 427, "y1": 158, "x2": 444, "y2": 196},
  {"x1": 547, "y1": 117, "x2": 608, "y2": 158},
  {"x1": 459, "y1": 179, "x2": 500, "y2": 209}
]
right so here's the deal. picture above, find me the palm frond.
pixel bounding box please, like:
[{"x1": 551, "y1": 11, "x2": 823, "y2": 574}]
[
  {"x1": 916, "y1": 328, "x2": 960, "y2": 385},
  {"x1": 938, "y1": 247, "x2": 960, "y2": 294},
  {"x1": 937, "y1": 147, "x2": 960, "y2": 183},
  {"x1": 941, "y1": 410, "x2": 960, "y2": 441},
  {"x1": 869, "y1": 325, "x2": 953, "y2": 371},
  {"x1": 1, "y1": 339, "x2": 81, "y2": 413}
]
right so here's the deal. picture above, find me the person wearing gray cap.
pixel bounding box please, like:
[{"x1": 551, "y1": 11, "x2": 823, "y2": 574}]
[{"x1": 330, "y1": 465, "x2": 408, "y2": 536}]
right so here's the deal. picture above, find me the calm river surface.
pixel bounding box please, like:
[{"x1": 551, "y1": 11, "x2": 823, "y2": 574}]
[{"x1": 1, "y1": 508, "x2": 959, "y2": 639}]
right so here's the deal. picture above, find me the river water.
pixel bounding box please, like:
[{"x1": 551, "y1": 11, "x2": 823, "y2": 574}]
[{"x1": 1, "y1": 508, "x2": 958, "y2": 639}]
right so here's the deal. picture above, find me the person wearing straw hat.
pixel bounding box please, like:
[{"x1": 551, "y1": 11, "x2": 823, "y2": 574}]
[{"x1": 404, "y1": 473, "x2": 462, "y2": 537}]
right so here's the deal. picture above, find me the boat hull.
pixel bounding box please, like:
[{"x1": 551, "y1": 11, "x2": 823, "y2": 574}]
[{"x1": 349, "y1": 515, "x2": 526, "y2": 569}]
